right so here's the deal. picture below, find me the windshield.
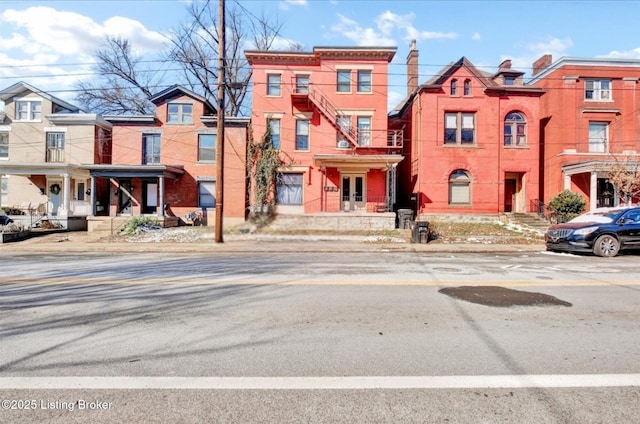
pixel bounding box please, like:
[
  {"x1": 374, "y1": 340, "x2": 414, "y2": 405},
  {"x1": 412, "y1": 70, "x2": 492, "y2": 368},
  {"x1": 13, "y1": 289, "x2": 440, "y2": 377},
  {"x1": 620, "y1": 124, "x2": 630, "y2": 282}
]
[{"x1": 568, "y1": 208, "x2": 627, "y2": 224}]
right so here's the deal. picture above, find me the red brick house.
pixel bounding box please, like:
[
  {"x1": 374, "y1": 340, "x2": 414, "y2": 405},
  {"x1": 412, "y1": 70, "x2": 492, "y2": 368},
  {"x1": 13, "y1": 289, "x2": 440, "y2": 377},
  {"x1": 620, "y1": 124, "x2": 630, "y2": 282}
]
[
  {"x1": 86, "y1": 85, "x2": 248, "y2": 230},
  {"x1": 529, "y1": 55, "x2": 640, "y2": 210},
  {"x1": 245, "y1": 46, "x2": 403, "y2": 226},
  {"x1": 390, "y1": 42, "x2": 545, "y2": 216}
]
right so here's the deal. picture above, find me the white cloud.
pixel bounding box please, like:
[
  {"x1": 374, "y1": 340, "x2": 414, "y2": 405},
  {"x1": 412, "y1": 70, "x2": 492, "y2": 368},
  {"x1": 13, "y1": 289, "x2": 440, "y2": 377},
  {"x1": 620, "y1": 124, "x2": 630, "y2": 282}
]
[
  {"x1": 280, "y1": 0, "x2": 307, "y2": 11},
  {"x1": 472, "y1": 33, "x2": 481, "y2": 41},
  {"x1": 505, "y1": 37, "x2": 574, "y2": 76},
  {"x1": 0, "y1": 6, "x2": 167, "y2": 94},
  {"x1": 328, "y1": 10, "x2": 457, "y2": 47},
  {"x1": 601, "y1": 48, "x2": 640, "y2": 60}
]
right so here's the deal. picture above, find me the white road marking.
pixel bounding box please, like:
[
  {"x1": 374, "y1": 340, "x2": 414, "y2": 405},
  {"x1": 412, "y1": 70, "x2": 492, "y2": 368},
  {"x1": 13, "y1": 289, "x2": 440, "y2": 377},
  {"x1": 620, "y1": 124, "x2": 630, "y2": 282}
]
[{"x1": 1, "y1": 375, "x2": 639, "y2": 390}]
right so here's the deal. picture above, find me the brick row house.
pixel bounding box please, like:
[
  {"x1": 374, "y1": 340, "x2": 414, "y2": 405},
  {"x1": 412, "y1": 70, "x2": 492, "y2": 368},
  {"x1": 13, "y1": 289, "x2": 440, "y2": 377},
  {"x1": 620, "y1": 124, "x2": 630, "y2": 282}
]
[
  {"x1": 0, "y1": 82, "x2": 111, "y2": 230},
  {"x1": 245, "y1": 46, "x2": 403, "y2": 229},
  {"x1": 89, "y1": 85, "x2": 249, "y2": 231},
  {"x1": 1, "y1": 83, "x2": 249, "y2": 231},
  {"x1": 529, "y1": 55, "x2": 640, "y2": 210},
  {"x1": 390, "y1": 43, "x2": 545, "y2": 216}
]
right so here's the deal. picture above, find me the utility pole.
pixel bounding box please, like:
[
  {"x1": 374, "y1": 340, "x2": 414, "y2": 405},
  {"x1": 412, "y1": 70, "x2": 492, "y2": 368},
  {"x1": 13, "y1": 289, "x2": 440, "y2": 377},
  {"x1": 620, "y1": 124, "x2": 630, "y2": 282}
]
[{"x1": 214, "y1": 0, "x2": 225, "y2": 243}]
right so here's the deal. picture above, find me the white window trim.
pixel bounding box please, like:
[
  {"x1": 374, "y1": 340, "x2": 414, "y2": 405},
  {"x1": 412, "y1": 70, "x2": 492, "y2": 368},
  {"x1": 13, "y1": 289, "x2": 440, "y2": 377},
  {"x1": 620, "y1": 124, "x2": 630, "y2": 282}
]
[
  {"x1": 14, "y1": 98, "x2": 43, "y2": 122},
  {"x1": 585, "y1": 79, "x2": 613, "y2": 102},
  {"x1": 166, "y1": 103, "x2": 193, "y2": 125},
  {"x1": 266, "y1": 73, "x2": 283, "y2": 97}
]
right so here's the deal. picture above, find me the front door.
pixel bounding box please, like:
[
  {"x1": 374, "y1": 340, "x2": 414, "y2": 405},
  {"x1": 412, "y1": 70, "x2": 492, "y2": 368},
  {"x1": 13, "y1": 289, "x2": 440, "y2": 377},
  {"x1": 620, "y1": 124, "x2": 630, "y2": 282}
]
[
  {"x1": 504, "y1": 179, "x2": 516, "y2": 213},
  {"x1": 341, "y1": 174, "x2": 365, "y2": 212},
  {"x1": 48, "y1": 179, "x2": 63, "y2": 216},
  {"x1": 118, "y1": 180, "x2": 132, "y2": 215},
  {"x1": 143, "y1": 182, "x2": 158, "y2": 214}
]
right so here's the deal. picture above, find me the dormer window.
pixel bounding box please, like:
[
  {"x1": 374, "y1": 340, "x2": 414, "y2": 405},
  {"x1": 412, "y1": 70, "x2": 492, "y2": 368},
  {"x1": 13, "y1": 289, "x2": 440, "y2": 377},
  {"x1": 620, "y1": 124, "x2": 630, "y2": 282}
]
[
  {"x1": 167, "y1": 103, "x2": 193, "y2": 124},
  {"x1": 504, "y1": 76, "x2": 515, "y2": 85},
  {"x1": 15, "y1": 99, "x2": 41, "y2": 121}
]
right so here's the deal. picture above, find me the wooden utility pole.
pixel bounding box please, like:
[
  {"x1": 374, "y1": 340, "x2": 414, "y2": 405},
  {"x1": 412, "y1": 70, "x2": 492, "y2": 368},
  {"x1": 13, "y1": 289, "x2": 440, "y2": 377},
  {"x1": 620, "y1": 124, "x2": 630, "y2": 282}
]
[{"x1": 214, "y1": 0, "x2": 225, "y2": 243}]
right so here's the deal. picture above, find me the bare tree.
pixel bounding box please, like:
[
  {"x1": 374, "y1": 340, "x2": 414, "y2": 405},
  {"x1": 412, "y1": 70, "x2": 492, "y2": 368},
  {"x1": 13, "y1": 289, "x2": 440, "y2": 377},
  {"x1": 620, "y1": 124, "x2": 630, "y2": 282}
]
[
  {"x1": 168, "y1": 0, "x2": 283, "y2": 116},
  {"x1": 75, "y1": 36, "x2": 160, "y2": 115},
  {"x1": 608, "y1": 153, "x2": 640, "y2": 205},
  {"x1": 75, "y1": 1, "x2": 285, "y2": 116}
]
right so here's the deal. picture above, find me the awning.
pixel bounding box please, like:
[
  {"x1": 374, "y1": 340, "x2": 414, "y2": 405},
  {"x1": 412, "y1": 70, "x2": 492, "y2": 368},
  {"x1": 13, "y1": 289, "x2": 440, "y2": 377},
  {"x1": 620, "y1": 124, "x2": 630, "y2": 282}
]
[
  {"x1": 313, "y1": 154, "x2": 403, "y2": 171},
  {"x1": 83, "y1": 164, "x2": 185, "y2": 179}
]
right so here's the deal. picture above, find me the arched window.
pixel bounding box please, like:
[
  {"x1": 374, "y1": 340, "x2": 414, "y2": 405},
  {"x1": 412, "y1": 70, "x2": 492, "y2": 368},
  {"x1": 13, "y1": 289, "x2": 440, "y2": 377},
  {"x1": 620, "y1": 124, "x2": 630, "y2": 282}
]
[
  {"x1": 504, "y1": 112, "x2": 527, "y2": 146},
  {"x1": 463, "y1": 79, "x2": 471, "y2": 96},
  {"x1": 449, "y1": 169, "x2": 471, "y2": 204},
  {"x1": 450, "y1": 79, "x2": 458, "y2": 96}
]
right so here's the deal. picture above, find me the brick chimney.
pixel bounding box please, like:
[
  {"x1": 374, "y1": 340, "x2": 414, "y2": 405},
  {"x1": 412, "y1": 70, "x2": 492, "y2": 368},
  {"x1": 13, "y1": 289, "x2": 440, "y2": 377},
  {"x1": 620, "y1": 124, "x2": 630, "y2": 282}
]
[
  {"x1": 407, "y1": 40, "x2": 419, "y2": 95},
  {"x1": 532, "y1": 54, "x2": 552, "y2": 76}
]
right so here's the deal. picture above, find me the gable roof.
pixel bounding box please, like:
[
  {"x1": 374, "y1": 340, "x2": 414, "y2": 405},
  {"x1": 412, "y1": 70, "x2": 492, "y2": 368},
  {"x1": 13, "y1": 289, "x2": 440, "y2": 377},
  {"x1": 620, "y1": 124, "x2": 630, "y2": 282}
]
[
  {"x1": 149, "y1": 85, "x2": 216, "y2": 115},
  {"x1": 0, "y1": 81, "x2": 81, "y2": 112},
  {"x1": 424, "y1": 57, "x2": 495, "y2": 88}
]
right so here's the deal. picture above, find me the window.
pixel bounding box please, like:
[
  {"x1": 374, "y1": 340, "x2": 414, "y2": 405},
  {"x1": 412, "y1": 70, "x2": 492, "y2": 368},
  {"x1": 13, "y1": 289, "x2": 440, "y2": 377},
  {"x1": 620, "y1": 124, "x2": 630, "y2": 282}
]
[
  {"x1": 357, "y1": 116, "x2": 371, "y2": 146},
  {"x1": 585, "y1": 80, "x2": 611, "y2": 101},
  {"x1": 142, "y1": 133, "x2": 161, "y2": 165},
  {"x1": 336, "y1": 116, "x2": 351, "y2": 148},
  {"x1": 269, "y1": 119, "x2": 281, "y2": 149},
  {"x1": 76, "y1": 182, "x2": 85, "y2": 201},
  {"x1": 0, "y1": 132, "x2": 8, "y2": 159},
  {"x1": 267, "y1": 74, "x2": 281, "y2": 96},
  {"x1": 15, "y1": 100, "x2": 41, "y2": 121},
  {"x1": 444, "y1": 112, "x2": 475, "y2": 145},
  {"x1": 295, "y1": 75, "x2": 309, "y2": 94},
  {"x1": 463, "y1": 79, "x2": 471, "y2": 96},
  {"x1": 357, "y1": 70, "x2": 372, "y2": 93},
  {"x1": 276, "y1": 173, "x2": 303, "y2": 205},
  {"x1": 1, "y1": 176, "x2": 7, "y2": 206},
  {"x1": 337, "y1": 70, "x2": 351, "y2": 92},
  {"x1": 449, "y1": 169, "x2": 471, "y2": 205},
  {"x1": 504, "y1": 112, "x2": 527, "y2": 146},
  {"x1": 167, "y1": 103, "x2": 192, "y2": 124},
  {"x1": 46, "y1": 133, "x2": 65, "y2": 162},
  {"x1": 504, "y1": 76, "x2": 516, "y2": 85},
  {"x1": 198, "y1": 134, "x2": 216, "y2": 162},
  {"x1": 450, "y1": 79, "x2": 458, "y2": 96},
  {"x1": 295, "y1": 119, "x2": 309, "y2": 150},
  {"x1": 589, "y1": 122, "x2": 608, "y2": 153},
  {"x1": 198, "y1": 181, "x2": 216, "y2": 208}
]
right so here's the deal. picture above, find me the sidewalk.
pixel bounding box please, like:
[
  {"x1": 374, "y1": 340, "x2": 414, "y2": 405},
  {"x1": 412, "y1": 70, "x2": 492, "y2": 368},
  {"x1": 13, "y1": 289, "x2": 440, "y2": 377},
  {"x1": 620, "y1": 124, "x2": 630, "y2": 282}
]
[{"x1": 1, "y1": 230, "x2": 546, "y2": 254}]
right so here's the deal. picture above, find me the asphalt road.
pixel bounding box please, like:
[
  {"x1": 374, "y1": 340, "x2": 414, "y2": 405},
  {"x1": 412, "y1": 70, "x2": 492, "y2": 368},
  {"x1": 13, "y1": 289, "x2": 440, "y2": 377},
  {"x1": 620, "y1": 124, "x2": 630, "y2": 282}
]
[{"x1": 1, "y1": 251, "x2": 639, "y2": 423}]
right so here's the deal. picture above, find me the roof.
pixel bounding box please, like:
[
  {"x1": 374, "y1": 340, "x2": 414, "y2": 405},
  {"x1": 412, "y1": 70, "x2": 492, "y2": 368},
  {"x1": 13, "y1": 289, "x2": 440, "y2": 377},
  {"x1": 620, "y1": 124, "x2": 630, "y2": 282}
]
[
  {"x1": 527, "y1": 56, "x2": 640, "y2": 84},
  {"x1": 0, "y1": 81, "x2": 82, "y2": 113},
  {"x1": 149, "y1": 85, "x2": 216, "y2": 115},
  {"x1": 246, "y1": 46, "x2": 397, "y2": 65}
]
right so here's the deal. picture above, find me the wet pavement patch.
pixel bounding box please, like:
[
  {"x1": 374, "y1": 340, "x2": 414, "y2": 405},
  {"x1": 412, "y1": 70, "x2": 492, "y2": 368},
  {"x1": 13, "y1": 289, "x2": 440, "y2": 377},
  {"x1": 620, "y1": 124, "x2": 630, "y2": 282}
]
[{"x1": 439, "y1": 286, "x2": 572, "y2": 308}]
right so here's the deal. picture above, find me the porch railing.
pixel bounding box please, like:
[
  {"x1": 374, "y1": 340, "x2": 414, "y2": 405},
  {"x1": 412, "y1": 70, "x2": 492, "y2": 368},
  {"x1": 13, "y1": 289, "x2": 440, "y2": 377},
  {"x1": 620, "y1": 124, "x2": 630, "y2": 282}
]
[{"x1": 306, "y1": 195, "x2": 392, "y2": 213}]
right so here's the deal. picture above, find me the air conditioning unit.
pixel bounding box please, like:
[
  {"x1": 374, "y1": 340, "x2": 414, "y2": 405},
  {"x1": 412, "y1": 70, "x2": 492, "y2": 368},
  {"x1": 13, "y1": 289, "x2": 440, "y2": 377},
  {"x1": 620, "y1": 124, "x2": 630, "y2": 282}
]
[{"x1": 337, "y1": 140, "x2": 350, "y2": 148}]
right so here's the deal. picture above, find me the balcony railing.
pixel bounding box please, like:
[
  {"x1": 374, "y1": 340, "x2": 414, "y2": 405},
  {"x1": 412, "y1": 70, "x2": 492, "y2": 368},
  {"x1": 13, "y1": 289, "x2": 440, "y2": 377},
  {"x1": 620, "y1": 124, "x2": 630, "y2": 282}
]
[{"x1": 306, "y1": 195, "x2": 392, "y2": 213}]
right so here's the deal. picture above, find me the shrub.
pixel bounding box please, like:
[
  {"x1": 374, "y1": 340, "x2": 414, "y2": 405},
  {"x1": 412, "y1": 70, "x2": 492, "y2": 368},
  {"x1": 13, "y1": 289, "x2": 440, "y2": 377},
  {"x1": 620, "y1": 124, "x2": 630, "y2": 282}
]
[
  {"x1": 548, "y1": 190, "x2": 587, "y2": 223},
  {"x1": 121, "y1": 216, "x2": 161, "y2": 235}
]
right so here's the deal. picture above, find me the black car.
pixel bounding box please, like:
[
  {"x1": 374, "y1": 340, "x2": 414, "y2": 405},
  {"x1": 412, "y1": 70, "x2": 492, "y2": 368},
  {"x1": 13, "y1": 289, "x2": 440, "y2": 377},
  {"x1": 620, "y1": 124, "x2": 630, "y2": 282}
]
[
  {"x1": 0, "y1": 215, "x2": 14, "y2": 226},
  {"x1": 545, "y1": 206, "x2": 640, "y2": 257}
]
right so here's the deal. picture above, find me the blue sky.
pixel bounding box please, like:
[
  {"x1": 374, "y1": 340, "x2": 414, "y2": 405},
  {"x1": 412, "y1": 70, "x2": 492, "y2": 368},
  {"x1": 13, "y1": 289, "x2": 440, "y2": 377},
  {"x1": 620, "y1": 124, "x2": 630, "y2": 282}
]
[{"x1": 2, "y1": 0, "x2": 640, "y2": 110}]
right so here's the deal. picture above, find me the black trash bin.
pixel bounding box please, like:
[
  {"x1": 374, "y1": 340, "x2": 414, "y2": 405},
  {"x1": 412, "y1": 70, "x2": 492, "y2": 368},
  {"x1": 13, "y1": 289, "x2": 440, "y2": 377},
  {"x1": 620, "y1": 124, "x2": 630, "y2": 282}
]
[
  {"x1": 397, "y1": 208, "x2": 414, "y2": 229},
  {"x1": 411, "y1": 221, "x2": 429, "y2": 243}
]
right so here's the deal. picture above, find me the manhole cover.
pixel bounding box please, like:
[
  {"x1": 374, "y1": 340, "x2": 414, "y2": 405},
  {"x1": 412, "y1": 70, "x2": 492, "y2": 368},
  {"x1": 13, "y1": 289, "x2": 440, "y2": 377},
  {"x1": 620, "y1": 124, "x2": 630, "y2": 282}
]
[{"x1": 439, "y1": 286, "x2": 572, "y2": 308}]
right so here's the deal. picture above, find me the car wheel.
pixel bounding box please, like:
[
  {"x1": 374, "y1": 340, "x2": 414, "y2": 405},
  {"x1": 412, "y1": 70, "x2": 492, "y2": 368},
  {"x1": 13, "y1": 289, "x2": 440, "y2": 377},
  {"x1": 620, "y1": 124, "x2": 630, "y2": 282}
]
[{"x1": 593, "y1": 234, "x2": 620, "y2": 257}]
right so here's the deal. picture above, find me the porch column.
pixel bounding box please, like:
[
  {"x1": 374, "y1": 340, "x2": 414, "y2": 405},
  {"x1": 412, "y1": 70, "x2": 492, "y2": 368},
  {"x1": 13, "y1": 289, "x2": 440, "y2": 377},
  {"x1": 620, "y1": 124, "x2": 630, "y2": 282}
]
[
  {"x1": 62, "y1": 173, "x2": 71, "y2": 216},
  {"x1": 158, "y1": 176, "x2": 165, "y2": 218},
  {"x1": 90, "y1": 176, "x2": 96, "y2": 216},
  {"x1": 563, "y1": 173, "x2": 571, "y2": 191},
  {"x1": 590, "y1": 171, "x2": 597, "y2": 211},
  {"x1": 0, "y1": 173, "x2": 4, "y2": 209}
]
